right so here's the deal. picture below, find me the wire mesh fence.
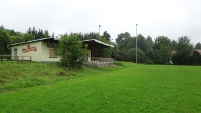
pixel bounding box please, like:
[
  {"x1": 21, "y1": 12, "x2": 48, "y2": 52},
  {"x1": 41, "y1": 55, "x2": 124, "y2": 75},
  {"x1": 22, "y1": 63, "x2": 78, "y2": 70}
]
[{"x1": 0, "y1": 55, "x2": 32, "y2": 63}]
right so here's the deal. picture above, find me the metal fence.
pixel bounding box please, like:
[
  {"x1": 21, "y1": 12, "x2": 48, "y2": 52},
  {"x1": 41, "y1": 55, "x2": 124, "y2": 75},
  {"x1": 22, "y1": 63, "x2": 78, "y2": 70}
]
[
  {"x1": 0, "y1": 55, "x2": 32, "y2": 63},
  {"x1": 91, "y1": 57, "x2": 114, "y2": 63}
]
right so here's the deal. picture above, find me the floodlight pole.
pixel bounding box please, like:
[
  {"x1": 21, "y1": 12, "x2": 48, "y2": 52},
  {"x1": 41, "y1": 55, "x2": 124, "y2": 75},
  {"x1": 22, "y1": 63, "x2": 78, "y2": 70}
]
[
  {"x1": 136, "y1": 24, "x2": 138, "y2": 64},
  {"x1": 99, "y1": 25, "x2": 101, "y2": 36}
]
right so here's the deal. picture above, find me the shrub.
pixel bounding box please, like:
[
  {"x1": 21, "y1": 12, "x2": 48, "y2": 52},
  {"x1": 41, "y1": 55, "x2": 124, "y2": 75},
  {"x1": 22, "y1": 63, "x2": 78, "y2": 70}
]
[{"x1": 56, "y1": 34, "x2": 87, "y2": 68}]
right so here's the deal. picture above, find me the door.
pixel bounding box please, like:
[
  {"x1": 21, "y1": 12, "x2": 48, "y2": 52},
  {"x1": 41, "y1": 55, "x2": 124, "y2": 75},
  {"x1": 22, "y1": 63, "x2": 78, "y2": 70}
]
[
  {"x1": 87, "y1": 50, "x2": 91, "y2": 61},
  {"x1": 14, "y1": 49, "x2": 17, "y2": 60}
]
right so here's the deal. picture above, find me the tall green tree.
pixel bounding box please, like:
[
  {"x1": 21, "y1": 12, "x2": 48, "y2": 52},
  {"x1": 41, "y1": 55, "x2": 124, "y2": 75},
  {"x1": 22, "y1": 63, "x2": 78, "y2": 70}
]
[
  {"x1": 99, "y1": 37, "x2": 113, "y2": 57},
  {"x1": 27, "y1": 27, "x2": 31, "y2": 34},
  {"x1": 153, "y1": 36, "x2": 172, "y2": 64},
  {"x1": 195, "y1": 42, "x2": 201, "y2": 50},
  {"x1": 0, "y1": 28, "x2": 11, "y2": 55},
  {"x1": 116, "y1": 32, "x2": 133, "y2": 50},
  {"x1": 102, "y1": 31, "x2": 111, "y2": 41},
  {"x1": 116, "y1": 32, "x2": 132, "y2": 44},
  {"x1": 83, "y1": 32, "x2": 99, "y2": 40},
  {"x1": 171, "y1": 40, "x2": 177, "y2": 50},
  {"x1": 23, "y1": 34, "x2": 35, "y2": 42},
  {"x1": 136, "y1": 34, "x2": 153, "y2": 63},
  {"x1": 137, "y1": 34, "x2": 147, "y2": 52},
  {"x1": 115, "y1": 32, "x2": 133, "y2": 61},
  {"x1": 191, "y1": 51, "x2": 201, "y2": 65},
  {"x1": 127, "y1": 48, "x2": 145, "y2": 63},
  {"x1": 31, "y1": 27, "x2": 36, "y2": 36},
  {"x1": 145, "y1": 36, "x2": 154, "y2": 63},
  {"x1": 172, "y1": 36, "x2": 194, "y2": 65},
  {"x1": 44, "y1": 30, "x2": 49, "y2": 38},
  {"x1": 176, "y1": 36, "x2": 193, "y2": 55}
]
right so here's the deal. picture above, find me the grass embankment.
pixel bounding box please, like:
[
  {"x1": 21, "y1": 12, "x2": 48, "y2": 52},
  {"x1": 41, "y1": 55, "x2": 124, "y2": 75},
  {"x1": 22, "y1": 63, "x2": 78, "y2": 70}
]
[
  {"x1": 0, "y1": 61, "x2": 130, "y2": 92},
  {"x1": 0, "y1": 62, "x2": 201, "y2": 112},
  {"x1": 0, "y1": 62, "x2": 74, "y2": 92}
]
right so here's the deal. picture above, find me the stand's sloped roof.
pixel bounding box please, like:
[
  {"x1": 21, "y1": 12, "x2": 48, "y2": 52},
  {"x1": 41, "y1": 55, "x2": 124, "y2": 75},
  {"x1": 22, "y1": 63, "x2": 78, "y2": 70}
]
[{"x1": 83, "y1": 39, "x2": 114, "y2": 49}]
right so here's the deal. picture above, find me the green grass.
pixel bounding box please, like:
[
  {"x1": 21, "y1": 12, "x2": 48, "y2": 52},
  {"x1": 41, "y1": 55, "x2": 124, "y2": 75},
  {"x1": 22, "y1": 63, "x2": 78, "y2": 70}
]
[
  {"x1": 0, "y1": 62, "x2": 201, "y2": 112},
  {"x1": 0, "y1": 61, "x2": 129, "y2": 92},
  {"x1": 0, "y1": 62, "x2": 71, "y2": 92}
]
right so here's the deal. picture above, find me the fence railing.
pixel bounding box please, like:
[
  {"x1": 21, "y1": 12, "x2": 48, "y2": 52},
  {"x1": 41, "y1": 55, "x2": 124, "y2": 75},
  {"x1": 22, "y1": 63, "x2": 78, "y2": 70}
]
[
  {"x1": 91, "y1": 57, "x2": 114, "y2": 63},
  {"x1": 0, "y1": 55, "x2": 32, "y2": 63}
]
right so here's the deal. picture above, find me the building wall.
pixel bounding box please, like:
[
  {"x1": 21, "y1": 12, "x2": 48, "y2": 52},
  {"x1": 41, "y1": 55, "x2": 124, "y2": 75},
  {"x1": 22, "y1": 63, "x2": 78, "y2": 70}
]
[
  {"x1": 11, "y1": 41, "x2": 60, "y2": 62},
  {"x1": 11, "y1": 41, "x2": 42, "y2": 61},
  {"x1": 40, "y1": 41, "x2": 60, "y2": 62}
]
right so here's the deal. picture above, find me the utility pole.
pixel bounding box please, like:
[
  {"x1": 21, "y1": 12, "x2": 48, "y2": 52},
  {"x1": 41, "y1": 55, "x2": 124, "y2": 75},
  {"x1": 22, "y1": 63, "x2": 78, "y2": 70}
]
[{"x1": 136, "y1": 24, "x2": 138, "y2": 64}]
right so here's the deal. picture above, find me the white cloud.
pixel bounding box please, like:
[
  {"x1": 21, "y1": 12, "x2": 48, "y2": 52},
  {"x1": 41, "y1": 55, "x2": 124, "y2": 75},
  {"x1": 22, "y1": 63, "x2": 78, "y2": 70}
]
[{"x1": 1, "y1": 0, "x2": 201, "y2": 43}]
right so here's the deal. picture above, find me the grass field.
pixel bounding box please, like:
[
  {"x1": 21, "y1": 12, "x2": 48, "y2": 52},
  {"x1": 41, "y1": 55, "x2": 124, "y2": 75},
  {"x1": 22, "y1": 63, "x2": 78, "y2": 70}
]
[{"x1": 0, "y1": 62, "x2": 201, "y2": 112}]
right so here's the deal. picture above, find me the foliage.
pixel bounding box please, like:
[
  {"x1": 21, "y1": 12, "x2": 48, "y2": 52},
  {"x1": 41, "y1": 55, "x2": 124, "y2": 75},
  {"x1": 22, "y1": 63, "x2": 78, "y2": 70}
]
[
  {"x1": 73, "y1": 32, "x2": 113, "y2": 58},
  {"x1": 114, "y1": 33, "x2": 201, "y2": 65},
  {"x1": 176, "y1": 36, "x2": 193, "y2": 55},
  {"x1": 171, "y1": 40, "x2": 177, "y2": 50},
  {"x1": 84, "y1": 32, "x2": 100, "y2": 40},
  {"x1": 116, "y1": 32, "x2": 132, "y2": 44},
  {"x1": 172, "y1": 36, "x2": 194, "y2": 65},
  {"x1": 153, "y1": 36, "x2": 172, "y2": 64},
  {"x1": 172, "y1": 50, "x2": 201, "y2": 65},
  {"x1": 27, "y1": 27, "x2": 51, "y2": 39},
  {"x1": 190, "y1": 51, "x2": 201, "y2": 65},
  {"x1": 115, "y1": 32, "x2": 133, "y2": 61},
  {"x1": 102, "y1": 31, "x2": 111, "y2": 41},
  {"x1": 56, "y1": 34, "x2": 87, "y2": 68},
  {"x1": 99, "y1": 37, "x2": 113, "y2": 57},
  {"x1": 0, "y1": 25, "x2": 54, "y2": 45},
  {"x1": 195, "y1": 42, "x2": 201, "y2": 50},
  {"x1": 2, "y1": 25, "x2": 201, "y2": 65},
  {"x1": 0, "y1": 28, "x2": 11, "y2": 55}
]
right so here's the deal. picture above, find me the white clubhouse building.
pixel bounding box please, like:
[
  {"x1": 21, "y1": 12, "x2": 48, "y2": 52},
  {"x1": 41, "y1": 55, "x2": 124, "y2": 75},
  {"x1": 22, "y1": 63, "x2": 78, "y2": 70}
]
[{"x1": 9, "y1": 38, "x2": 114, "y2": 63}]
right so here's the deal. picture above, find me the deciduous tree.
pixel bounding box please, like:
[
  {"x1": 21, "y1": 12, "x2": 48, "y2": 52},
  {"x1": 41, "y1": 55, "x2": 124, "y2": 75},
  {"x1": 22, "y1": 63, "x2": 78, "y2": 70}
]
[
  {"x1": 153, "y1": 36, "x2": 171, "y2": 64},
  {"x1": 195, "y1": 42, "x2": 201, "y2": 50},
  {"x1": 172, "y1": 36, "x2": 194, "y2": 65},
  {"x1": 0, "y1": 28, "x2": 11, "y2": 55}
]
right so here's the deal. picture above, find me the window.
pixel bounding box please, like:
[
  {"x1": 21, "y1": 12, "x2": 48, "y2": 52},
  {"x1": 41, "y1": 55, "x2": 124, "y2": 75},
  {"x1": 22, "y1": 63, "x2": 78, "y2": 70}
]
[{"x1": 49, "y1": 49, "x2": 57, "y2": 58}]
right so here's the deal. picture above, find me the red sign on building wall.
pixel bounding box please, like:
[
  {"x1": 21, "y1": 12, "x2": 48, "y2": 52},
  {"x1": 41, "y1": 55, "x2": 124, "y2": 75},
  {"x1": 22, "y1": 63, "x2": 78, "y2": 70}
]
[{"x1": 22, "y1": 44, "x2": 37, "y2": 53}]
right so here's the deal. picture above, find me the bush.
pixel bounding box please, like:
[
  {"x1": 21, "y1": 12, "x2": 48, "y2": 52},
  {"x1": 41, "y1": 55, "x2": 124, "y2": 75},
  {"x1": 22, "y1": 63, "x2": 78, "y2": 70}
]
[
  {"x1": 172, "y1": 51, "x2": 201, "y2": 65},
  {"x1": 56, "y1": 34, "x2": 87, "y2": 68}
]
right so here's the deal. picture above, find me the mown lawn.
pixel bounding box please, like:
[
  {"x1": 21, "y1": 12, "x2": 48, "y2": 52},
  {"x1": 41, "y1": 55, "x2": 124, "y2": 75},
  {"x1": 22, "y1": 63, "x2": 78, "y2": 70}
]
[{"x1": 0, "y1": 62, "x2": 201, "y2": 112}]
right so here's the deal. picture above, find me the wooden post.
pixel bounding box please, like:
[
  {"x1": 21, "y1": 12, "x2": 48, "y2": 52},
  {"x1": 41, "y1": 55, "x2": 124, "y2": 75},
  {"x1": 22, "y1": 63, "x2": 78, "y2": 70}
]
[
  {"x1": 17, "y1": 56, "x2": 19, "y2": 63},
  {"x1": 0, "y1": 56, "x2": 2, "y2": 63}
]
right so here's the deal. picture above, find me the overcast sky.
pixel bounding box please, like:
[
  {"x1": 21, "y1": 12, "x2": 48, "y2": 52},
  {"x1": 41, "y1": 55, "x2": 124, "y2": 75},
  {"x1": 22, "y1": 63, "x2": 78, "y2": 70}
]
[{"x1": 1, "y1": 0, "x2": 201, "y2": 44}]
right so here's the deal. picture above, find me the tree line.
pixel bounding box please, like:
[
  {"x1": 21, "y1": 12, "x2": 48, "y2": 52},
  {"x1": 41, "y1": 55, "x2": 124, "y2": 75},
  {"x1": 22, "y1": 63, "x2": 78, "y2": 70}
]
[
  {"x1": 114, "y1": 32, "x2": 201, "y2": 65},
  {"x1": 0, "y1": 25, "x2": 53, "y2": 55},
  {"x1": 0, "y1": 25, "x2": 53, "y2": 44},
  {"x1": 1, "y1": 25, "x2": 201, "y2": 65}
]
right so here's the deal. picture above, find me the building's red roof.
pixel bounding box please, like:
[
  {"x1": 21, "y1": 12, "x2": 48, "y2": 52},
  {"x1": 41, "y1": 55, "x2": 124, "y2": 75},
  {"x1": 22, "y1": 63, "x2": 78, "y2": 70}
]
[
  {"x1": 197, "y1": 50, "x2": 201, "y2": 55},
  {"x1": 171, "y1": 50, "x2": 201, "y2": 55}
]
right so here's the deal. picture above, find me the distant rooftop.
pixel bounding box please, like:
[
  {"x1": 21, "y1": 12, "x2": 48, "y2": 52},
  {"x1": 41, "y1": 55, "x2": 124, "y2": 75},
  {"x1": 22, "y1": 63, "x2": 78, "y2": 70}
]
[
  {"x1": 9, "y1": 38, "x2": 114, "y2": 49},
  {"x1": 9, "y1": 37, "x2": 56, "y2": 46}
]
